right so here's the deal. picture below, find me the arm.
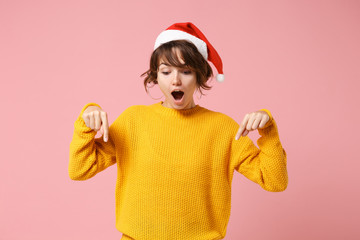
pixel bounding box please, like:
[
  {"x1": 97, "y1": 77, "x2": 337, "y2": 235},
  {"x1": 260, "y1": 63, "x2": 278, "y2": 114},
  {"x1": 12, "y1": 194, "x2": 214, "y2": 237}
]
[
  {"x1": 68, "y1": 103, "x2": 116, "y2": 181},
  {"x1": 230, "y1": 109, "x2": 288, "y2": 192}
]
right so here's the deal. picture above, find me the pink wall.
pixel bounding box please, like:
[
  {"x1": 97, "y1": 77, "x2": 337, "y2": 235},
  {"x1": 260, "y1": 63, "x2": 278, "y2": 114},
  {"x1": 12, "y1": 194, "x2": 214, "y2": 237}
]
[{"x1": 1, "y1": 0, "x2": 359, "y2": 239}]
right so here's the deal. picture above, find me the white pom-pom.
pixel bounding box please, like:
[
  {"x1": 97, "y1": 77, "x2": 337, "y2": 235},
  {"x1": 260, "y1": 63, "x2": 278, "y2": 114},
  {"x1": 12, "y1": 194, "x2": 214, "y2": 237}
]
[{"x1": 216, "y1": 74, "x2": 225, "y2": 82}]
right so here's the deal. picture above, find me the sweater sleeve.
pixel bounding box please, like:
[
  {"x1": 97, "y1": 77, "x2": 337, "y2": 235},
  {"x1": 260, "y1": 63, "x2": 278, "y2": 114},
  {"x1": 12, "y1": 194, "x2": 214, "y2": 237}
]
[
  {"x1": 68, "y1": 102, "x2": 117, "y2": 181},
  {"x1": 229, "y1": 109, "x2": 288, "y2": 192}
]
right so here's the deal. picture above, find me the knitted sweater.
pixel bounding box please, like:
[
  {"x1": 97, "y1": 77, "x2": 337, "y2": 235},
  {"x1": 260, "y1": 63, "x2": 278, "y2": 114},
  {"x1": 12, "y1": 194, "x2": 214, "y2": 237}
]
[{"x1": 69, "y1": 101, "x2": 288, "y2": 240}]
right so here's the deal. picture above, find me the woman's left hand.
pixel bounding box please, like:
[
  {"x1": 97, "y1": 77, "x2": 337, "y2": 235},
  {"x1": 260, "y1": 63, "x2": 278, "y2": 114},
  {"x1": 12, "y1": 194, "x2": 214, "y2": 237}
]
[{"x1": 235, "y1": 110, "x2": 270, "y2": 140}]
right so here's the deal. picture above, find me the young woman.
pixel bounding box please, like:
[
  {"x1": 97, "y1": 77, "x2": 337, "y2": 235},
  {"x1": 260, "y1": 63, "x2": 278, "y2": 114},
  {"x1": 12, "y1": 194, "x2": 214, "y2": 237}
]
[{"x1": 69, "y1": 22, "x2": 288, "y2": 240}]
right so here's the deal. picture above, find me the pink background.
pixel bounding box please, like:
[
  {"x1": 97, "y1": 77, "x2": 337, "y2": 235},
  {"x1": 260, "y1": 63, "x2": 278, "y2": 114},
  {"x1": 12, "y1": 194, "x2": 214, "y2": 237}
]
[{"x1": 1, "y1": 0, "x2": 359, "y2": 239}]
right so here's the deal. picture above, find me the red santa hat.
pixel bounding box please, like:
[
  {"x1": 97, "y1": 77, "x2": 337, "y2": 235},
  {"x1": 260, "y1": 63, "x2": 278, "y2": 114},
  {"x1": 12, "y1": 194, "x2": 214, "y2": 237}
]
[{"x1": 154, "y1": 22, "x2": 225, "y2": 82}]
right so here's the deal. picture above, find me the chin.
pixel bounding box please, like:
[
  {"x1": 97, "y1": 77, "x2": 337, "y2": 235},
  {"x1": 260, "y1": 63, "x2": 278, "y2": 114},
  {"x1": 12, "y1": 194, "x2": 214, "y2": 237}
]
[{"x1": 175, "y1": 102, "x2": 193, "y2": 110}]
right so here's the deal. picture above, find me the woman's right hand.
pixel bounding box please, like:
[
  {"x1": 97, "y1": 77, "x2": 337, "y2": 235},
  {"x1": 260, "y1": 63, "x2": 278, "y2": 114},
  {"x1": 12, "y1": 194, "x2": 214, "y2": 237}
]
[{"x1": 82, "y1": 106, "x2": 109, "y2": 142}]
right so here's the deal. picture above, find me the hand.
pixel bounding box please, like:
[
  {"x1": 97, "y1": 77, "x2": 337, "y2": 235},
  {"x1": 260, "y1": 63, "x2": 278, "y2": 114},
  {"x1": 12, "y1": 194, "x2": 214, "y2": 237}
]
[
  {"x1": 235, "y1": 110, "x2": 270, "y2": 140},
  {"x1": 82, "y1": 106, "x2": 109, "y2": 142}
]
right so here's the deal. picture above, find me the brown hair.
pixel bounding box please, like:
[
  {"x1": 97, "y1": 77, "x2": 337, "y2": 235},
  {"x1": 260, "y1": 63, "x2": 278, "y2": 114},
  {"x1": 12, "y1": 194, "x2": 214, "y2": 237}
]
[{"x1": 141, "y1": 39, "x2": 213, "y2": 96}]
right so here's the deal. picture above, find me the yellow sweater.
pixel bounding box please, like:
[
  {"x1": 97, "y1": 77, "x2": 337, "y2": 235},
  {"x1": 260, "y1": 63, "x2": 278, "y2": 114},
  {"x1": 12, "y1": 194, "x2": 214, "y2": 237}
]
[{"x1": 69, "y1": 101, "x2": 288, "y2": 240}]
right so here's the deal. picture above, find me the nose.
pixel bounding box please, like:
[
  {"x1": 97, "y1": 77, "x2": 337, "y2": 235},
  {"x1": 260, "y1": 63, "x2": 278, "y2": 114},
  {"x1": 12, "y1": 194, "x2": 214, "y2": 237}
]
[{"x1": 172, "y1": 70, "x2": 182, "y2": 86}]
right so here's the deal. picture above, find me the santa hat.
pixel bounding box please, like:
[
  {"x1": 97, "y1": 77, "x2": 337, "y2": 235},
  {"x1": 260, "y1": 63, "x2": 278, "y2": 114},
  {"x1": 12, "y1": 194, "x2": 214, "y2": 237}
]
[{"x1": 154, "y1": 22, "x2": 225, "y2": 82}]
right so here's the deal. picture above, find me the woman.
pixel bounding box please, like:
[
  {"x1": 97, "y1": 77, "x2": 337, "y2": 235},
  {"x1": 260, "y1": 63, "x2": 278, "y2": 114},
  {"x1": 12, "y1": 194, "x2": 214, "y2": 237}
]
[{"x1": 69, "y1": 22, "x2": 288, "y2": 240}]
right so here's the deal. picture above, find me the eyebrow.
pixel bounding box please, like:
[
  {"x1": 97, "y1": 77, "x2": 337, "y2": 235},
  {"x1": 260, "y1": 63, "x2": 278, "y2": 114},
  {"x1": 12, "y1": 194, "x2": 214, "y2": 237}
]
[{"x1": 159, "y1": 63, "x2": 189, "y2": 69}]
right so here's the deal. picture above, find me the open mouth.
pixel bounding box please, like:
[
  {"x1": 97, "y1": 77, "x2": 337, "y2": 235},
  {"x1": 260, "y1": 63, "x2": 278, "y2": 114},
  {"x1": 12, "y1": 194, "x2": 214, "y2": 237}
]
[{"x1": 171, "y1": 90, "x2": 184, "y2": 101}]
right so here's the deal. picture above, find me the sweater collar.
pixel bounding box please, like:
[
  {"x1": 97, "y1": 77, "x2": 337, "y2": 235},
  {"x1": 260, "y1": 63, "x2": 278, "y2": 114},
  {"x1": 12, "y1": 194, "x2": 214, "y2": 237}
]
[{"x1": 151, "y1": 101, "x2": 204, "y2": 117}]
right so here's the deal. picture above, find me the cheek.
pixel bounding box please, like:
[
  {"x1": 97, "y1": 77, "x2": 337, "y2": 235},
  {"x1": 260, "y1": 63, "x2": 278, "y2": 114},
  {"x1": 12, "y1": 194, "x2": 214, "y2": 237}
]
[
  {"x1": 189, "y1": 86, "x2": 197, "y2": 95},
  {"x1": 187, "y1": 79, "x2": 198, "y2": 92},
  {"x1": 157, "y1": 75, "x2": 171, "y2": 87},
  {"x1": 156, "y1": 80, "x2": 168, "y2": 94}
]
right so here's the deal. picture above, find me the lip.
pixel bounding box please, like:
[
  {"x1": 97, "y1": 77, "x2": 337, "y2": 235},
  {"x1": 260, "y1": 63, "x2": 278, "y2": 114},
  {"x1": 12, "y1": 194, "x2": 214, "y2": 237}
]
[{"x1": 172, "y1": 89, "x2": 184, "y2": 92}]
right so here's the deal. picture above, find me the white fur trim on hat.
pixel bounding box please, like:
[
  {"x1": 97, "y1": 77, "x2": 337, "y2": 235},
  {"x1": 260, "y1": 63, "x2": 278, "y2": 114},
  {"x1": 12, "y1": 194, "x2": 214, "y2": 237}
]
[
  {"x1": 154, "y1": 30, "x2": 208, "y2": 60},
  {"x1": 216, "y1": 74, "x2": 225, "y2": 82}
]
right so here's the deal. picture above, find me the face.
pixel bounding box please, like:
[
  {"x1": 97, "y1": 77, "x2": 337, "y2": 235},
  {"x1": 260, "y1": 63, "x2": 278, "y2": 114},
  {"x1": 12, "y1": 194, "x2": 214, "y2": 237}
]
[{"x1": 156, "y1": 48, "x2": 198, "y2": 110}]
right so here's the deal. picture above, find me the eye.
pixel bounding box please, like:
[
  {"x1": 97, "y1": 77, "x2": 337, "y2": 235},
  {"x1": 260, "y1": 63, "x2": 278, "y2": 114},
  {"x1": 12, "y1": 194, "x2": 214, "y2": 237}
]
[
  {"x1": 183, "y1": 70, "x2": 192, "y2": 74},
  {"x1": 161, "y1": 72, "x2": 170, "y2": 75}
]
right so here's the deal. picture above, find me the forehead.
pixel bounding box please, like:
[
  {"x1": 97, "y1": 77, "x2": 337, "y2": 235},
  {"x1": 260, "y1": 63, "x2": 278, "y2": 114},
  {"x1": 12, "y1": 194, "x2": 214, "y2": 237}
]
[{"x1": 158, "y1": 48, "x2": 186, "y2": 66}]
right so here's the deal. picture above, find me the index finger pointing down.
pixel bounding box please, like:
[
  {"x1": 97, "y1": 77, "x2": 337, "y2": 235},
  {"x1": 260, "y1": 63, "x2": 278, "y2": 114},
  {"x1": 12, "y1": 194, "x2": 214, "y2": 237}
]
[{"x1": 101, "y1": 111, "x2": 109, "y2": 142}]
